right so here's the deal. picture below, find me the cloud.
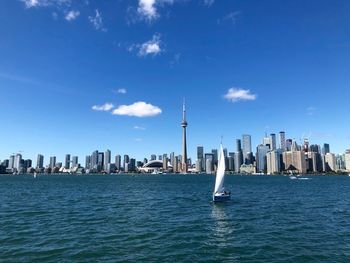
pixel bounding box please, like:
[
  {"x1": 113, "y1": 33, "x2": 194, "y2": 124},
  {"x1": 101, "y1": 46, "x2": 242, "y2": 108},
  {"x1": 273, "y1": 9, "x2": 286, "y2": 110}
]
[
  {"x1": 65, "y1": 10, "x2": 80, "y2": 21},
  {"x1": 218, "y1": 11, "x2": 241, "y2": 25},
  {"x1": 134, "y1": 125, "x2": 146, "y2": 130},
  {"x1": 112, "y1": 102, "x2": 162, "y2": 117},
  {"x1": 135, "y1": 0, "x2": 174, "y2": 22},
  {"x1": 22, "y1": 0, "x2": 71, "y2": 8},
  {"x1": 203, "y1": 0, "x2": 215, "y2": 6},
  {"x1": 89, "y1": 9, "x2": 106, "y2": 31},
  {"x1": 92, "y1": 103, "x2": 114, "y2": 111},
  {"x1": 129, "y1": 34, "x2": 162, "y2": 57},
  {"x1": 224, "y1": 88, "x2": 257, "y2": 102},
  {"x1": 117, "y1": 88, "x2": 127, "y2": 94}
]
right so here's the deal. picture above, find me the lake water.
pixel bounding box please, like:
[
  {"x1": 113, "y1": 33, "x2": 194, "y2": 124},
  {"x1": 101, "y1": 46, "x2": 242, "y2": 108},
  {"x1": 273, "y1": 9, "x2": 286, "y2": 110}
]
[{"x1": 1, "y1": 174, "x2": 350, "y2": 262}]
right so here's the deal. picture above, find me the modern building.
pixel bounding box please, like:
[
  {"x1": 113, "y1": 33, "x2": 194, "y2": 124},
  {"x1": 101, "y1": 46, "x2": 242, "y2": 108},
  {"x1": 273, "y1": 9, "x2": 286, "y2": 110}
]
[
  {"x1": 322, "y1": 143, "x2": 330, "y2": 155},
  {"x1": 65, "y1": 154, "x2": 71, "y2": 169},
  {"x1": 345, "y1": 150, "x2": 350, "y2": 172},
  {"x1": 266, "y1": 150, "x2": 280, "y2": 174},
  {"x1": 282, "y1": 151, "x2": 307, "y2": 174},
  {"x1": 256, "y1": 144, "x2": 269, "y2": 173},
  {"x1": 115, "y1": 155, "x2": 121, "y2": 171},
  {"x1": 36, "y1": 154, "x2": 44, "y2": 169},
  {"x1": 105, "y1": 149, "x2": 111, "y2": 171},
  {"x1": 270, "y1": 133, "x2": 277, "y2": 151},
  {"x1": 325, "y1": 153, "x2": 336, "y2": 172},
  {"x1": 49, "y1": 156, "x2": 56, "y2": 169},
  {"x1": 72, "y1": 156, "x2": 78, "y2": 168},
  {"x1": 279, "y1": 131, "x2": 286, "y2": 151},
  {"x1": 85, "y1": 155, "x2": 91, "y2": 169},
  {"x1": 242, "y1": 134, "x2": 252, "y2": 163}
]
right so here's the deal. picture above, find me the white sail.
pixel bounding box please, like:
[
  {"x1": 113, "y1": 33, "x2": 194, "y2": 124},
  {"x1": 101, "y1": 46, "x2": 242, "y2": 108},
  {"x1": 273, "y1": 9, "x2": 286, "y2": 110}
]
[{"x1": 214, "y1": 144, "x2": 226, "y2": 194}]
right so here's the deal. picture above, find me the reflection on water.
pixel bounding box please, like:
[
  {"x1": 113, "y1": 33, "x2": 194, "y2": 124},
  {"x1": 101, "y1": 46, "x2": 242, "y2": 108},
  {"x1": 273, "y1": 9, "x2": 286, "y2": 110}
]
[{"x1": 211, "y1": 204, "x2": 234, "y2": 245}]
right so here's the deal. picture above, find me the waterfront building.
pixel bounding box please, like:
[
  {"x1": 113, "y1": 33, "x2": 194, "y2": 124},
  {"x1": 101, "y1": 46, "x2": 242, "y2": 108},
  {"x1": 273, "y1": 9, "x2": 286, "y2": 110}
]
[
  {"x1": 72, "y1": 156, "x2": 78, "y2": 168},
  {"x1": 242, "y1": 134, "x2": 252, "y2": 164},
  {"x1": 8, "y1": 155, "x2": 15, "y2": 169},
  {"x1": 196, "y1": 159, "x2": 203, "y2": 172},
  {"x1": 345, "y1": 150, "x2": 350, "y2": 172},
  {"x1": 14, "y1": 154, "x2": 22, "y2": 171},
  {"x1": 322, "y1": 143, "x2": 330, "y2": 155},
  {"x1": 115, "y1": 155, "x2": 121, "y2": 171},
  {"x1": 98, "y1": 152, "x2": 104, "y2": 171},
  {"x1": 49, "y1": 156, "x2": 56, "y2": 169},
  {"x1": 163, "y1": 157, "x2": 168, "y2": 171},
  {"x1": 256, "y1": 144, "x2": 269, "y2": 173},
  {"x1": 150, "y1": 154, "x2": 156, "y2": 161},
  {"x1": 197, "y1": 146, "x2": 204, "y2": 160},
  {"x1": 228, "y1": 154, "x2": 235, "y2": 171},
  {"x1": 206, "y1": 158, "x2": 213, "y2": 174},
  {"x1": 266, "y1": 150, "x2": 280, "y2": 174},
  {"x1": 270, "y1": 134, "x2": 277, "y2": 151},
  {"x1": 85, "y1": 155, "x2": 91, "y2": 169},
  {"x1": 282, "y1": 151, "x2": 307, "y2": 174},
  {"x1": 181, "y1": 100, "x2": 188, "y2": 173},
  {"x1": 123, "y1": 155, "x2": 129, "y2": 171},
  {"x1": 129, "y1": 158, "x2": 136, "y2": 172},
  {"x1": 325, "y1": 153, "x2": 336, "y2": 172},
  {"x1": 91, "y1": 150, "x2": 99, "y2": 170},
  {"x1": 279, "y1": 131, "x2": 286, "y2": 151},
  {"x1": 65, "y1": 154, "x2": 71, "y2": 169},
  {"x1": 36, "y1": 154, "x2": 44, "y2": 169},
  {"x1": 286, "y1": 139, "x2": 292, "y2": 151},
  {"x1": 105, "y1": 149, "x2": 111, "y2": 171},
  {"x1": 169, "y1": 152, "x2": 174, "y2": 165}
]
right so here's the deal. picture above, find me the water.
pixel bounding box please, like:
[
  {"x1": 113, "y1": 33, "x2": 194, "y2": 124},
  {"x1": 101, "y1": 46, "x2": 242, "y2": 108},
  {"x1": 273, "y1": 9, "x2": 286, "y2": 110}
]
[{"x1": 1, "y1": 174, "x2": 350, "y2": 262}]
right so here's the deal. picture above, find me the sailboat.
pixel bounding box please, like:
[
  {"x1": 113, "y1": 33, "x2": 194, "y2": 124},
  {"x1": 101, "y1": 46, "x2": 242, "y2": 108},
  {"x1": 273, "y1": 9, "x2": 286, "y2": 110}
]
[{"x1": 213, "y1": 143, "x2": 230, "y2": 202}]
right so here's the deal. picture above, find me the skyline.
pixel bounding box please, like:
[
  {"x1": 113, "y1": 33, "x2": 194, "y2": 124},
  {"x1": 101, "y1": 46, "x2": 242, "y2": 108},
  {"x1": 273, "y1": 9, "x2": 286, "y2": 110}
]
[{"x1": 1, "y1": 0, "x2": 350, "y2": 162}]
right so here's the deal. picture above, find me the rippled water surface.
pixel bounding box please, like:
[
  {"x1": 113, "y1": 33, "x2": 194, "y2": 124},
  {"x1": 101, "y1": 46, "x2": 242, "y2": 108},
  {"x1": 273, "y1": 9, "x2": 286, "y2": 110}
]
[{"x1": 1, "y1": 174, "x2": 350, "y2": 262}]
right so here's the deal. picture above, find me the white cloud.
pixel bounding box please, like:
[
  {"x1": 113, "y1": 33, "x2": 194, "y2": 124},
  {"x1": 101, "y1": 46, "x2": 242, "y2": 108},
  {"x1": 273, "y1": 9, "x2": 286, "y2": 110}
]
[
  {"x1": 130, "y1": 34, "x2": 162, "y2": 57},
  {"x1": 65, "y1": 10, "x2": 80, "y2": 21},
  {"x1": 203, "y1": 0, "x2": 215, "y2": 6},
  {"x1": 134, "y1": 125, "x2": 146, "y2": 130},
  {"x1": 89, "y1": 9, "x2": 106, "y2": 31},
  {"x1": 224, "y1": 88, "x2": 257, "y2": 102},
  {"x1": 117, "y1": 88, "x2": 127, "y2": 94},
  {"x1": 218, "y1": 11, "x2": 241, "y2": 25},
  {"x1": 92, "y1": 103, "x2": 114, "y2": 111},
  {"x1": 112, "y1": 101, "x2": 162, "y2": 117},
  {"x1": 22, "y1": 0, "x2": 71, "y2": 8},
  {"x1": 136, "y1": 0, "x2": 174, "y2": 22}
]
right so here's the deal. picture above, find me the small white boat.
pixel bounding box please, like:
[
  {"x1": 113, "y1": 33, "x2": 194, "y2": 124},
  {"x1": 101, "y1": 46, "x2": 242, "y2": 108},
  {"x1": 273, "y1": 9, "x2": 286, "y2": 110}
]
[
  {"x1": 289, "y1": 176, "x2": 297, "y2": 180},
  {"x1": 213, "y1": 143, "x2": 230, "y2": 202},
  {"x1": 34, "y1": 172, "x2": 37, "y2": 178}
]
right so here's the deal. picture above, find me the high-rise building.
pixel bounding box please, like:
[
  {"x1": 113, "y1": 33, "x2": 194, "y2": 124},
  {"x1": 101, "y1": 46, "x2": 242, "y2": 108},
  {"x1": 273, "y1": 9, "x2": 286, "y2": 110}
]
[
  {"x1": 91, "y1": 150, "x2": 99, "y2": 169},
  {"x1": 286, "y1": 139, "x2": 293, "y2": 151},
  {"x1": 85, "y1": 155, "x2": 91, "y2": 169},
  {"x1": 123, "y1": 155, "x2": 130, "y2": 170},
  {"x1": 98, "y1": 152, "x2": 104, "y2": 171},
  {"x1": 325, "y1": 153, "x2": 336, "y2": 172},
  {"x1": 256, "y1": 144, "x2": 269, "y2": 173},
  {"x1": 211, "y1": 149, "x2": 218, "y2": 167},
  {"x1": 36, "y1": 154, "x2": 44, "y2": 169},
  {"x1": 8, "y1": 155, "x2": 15, "y2": 169},
  {"x1": 181, "y1": 100, "x2": 188, "y2": 173},
  {"x1": 235, "y1": 139, "x2": 243, "y2": 172},
  {"x1": 196, "y1": 159, "x2": 203, "y2": 172},
  {"x1": 105, "y1": 149, "x2": 111, "y2": 171},
  {"x1": 242, "y1": 134, "x2": 252, "y2": 163},
  {"x1": 282, "y1": 151, "x2": 307, "y2": 173},
  {"x1": 115, "y1": 155, "x2": 121, "y2": 171},
  {"x1": 197, "y1": 146, "x2": 204, "y2": 160},
  {"x1": 14, "y1": 154, "x2": 22, "y2": 171},
  {"x1": 270, "y1": 133, "x2": 277, "y2": 151},
  {"x1": 228, "y1": 153, "x2": 235, "y2": 171},
  {"x1": 345, "y1": 150, "x2": 350, "y2": 172},
  {"x1": 129, "y1": 158, "x2": 136, "y2": 172},
  {"x1": 72, "y1": 156, "x2": 78, "y2": 168},
  {"x1": 322, "y1": 143, "x2": 330, "y2": 155},
  {"x1": 279, "y1": 131, "x2": 286, "y2": 151},
  {"x1": 169, "y1": 152, "x2": 174, "y2": 165},
  {"x1": 206, "y1": 158, "x2": 213, "y2": 174},
  {"x1": 65, "y1": 154, "x2": 71, "y2": 169},
  {"x1": 49, "y1": 156, "x2": 56, "y2": 169},
  {"x1": 266, "y1": 150, "x2": 280, "y2": 174}
]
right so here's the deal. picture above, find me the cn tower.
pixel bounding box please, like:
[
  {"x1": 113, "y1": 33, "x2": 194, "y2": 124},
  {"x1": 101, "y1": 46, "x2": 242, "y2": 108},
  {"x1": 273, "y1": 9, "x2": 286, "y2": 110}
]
[{"x1": 181, "y1": 99, "x2": 188, "y2": 173}]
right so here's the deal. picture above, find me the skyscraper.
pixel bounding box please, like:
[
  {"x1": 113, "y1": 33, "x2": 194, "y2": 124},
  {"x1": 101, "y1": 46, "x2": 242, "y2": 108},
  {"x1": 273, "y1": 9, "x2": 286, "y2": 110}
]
[
  {"x1": 115, "y1": 155, "x2": 121, "y2": 171},
  {"x1": 242, "y1": 134, "x2": 252, "y2": 163},
  {"x1": 49, "y1": 156, "x2": 56, "y2": 169},
  {"x1": 72, "y1": 156, "x2": 78, "y2": 168},
  {"x1": 85, "y1": 155, "x2": 91, "y2": 169},
  {"x1": 322, "y1": 143, "x2": 330, "y2": 155},
  {"x1": 65, "y1": 154, "x2": 71, "y2": 169},
  {"x1": 105, "y1": 149, "x2": 111, "y2": 171},
  {"x1": 197, "y1": 146, "x2": 204, "y2": 160},
  {"x1": 36, "y1": 154, "x2": 44, "y2": 169},
  {"x1": 14, "y1": 154, "x2": 22, "y2": 171},
  {"x1": 279, "y1": 131, "x2": 286, "y2": 151},
  {"x1": 235, "y1": 139, "x2": 243, "y2": 172},
  {"x1": 270, "y1": 133, "x2": 277, "y2": 150},
  {"x1": 181, "y1": 100, "x2": 188, "y2": 173}
]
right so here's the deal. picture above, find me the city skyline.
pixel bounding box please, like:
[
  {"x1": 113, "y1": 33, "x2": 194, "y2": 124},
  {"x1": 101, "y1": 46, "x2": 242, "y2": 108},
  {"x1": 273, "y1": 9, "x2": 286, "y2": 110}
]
[{"x1": 1, "y1": 0, "x2": 350, "y2": 162}]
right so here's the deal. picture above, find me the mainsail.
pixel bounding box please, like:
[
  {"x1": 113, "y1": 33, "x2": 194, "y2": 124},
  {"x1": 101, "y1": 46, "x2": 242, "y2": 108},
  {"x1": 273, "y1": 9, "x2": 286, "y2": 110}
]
[{"x1": 214, "y1": 144, "x2": 226, "y2": 194}]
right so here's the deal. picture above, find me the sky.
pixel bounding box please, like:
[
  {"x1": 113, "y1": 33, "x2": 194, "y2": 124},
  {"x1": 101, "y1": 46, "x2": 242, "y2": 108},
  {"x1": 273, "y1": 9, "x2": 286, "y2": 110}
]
[{"x1": 1, "y1": 0, "x2": 350, "y2": 164}]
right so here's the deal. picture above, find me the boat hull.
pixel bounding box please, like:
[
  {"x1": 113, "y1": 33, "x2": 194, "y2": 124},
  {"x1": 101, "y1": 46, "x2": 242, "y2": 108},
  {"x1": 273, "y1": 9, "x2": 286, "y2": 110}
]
[{"x1": 213, "y1": 194, "x2": 231, "y2": 202}]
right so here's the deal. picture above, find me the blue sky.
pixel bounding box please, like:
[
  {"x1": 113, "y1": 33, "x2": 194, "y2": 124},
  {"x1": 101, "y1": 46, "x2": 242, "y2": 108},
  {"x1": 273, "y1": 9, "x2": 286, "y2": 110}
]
[{"x1": 1, "y1": 0, "x2": 350, "y2": 164}]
